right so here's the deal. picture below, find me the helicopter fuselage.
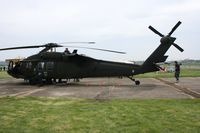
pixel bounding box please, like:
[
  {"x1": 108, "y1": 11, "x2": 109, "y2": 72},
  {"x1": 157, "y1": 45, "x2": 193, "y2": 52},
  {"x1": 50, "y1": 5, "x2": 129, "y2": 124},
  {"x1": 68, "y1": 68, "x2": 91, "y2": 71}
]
[{"x1": 8, "y1": 52, "x2": 142, "y2": 81}]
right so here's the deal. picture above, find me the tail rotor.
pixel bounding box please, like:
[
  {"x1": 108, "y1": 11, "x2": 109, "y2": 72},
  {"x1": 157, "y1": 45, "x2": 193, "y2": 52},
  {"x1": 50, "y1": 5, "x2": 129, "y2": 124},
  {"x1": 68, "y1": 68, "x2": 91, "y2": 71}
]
[{"x1": 148, "y1": 21, "x2": 184, "y2": 52}]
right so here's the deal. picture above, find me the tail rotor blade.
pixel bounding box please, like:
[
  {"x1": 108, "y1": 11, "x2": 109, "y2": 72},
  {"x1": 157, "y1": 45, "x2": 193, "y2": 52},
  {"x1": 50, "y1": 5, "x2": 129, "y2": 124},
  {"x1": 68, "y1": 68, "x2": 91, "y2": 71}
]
[
  {"x1": 173, "y1": 43, "x2": 184, "y2": 52},
  {"x1": 168, "y1": 21, "x2": 182, "y2": 36},
  {"x1": 148, "y1": 25, "x2": 164, "y2": 37}
]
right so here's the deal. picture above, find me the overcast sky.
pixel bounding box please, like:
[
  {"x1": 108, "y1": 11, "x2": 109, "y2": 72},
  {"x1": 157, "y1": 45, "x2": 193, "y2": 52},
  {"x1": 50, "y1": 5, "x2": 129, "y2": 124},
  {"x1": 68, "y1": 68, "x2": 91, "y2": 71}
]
[{"x1": 0, "y1": 0, "x2": 200, "y2": 62}]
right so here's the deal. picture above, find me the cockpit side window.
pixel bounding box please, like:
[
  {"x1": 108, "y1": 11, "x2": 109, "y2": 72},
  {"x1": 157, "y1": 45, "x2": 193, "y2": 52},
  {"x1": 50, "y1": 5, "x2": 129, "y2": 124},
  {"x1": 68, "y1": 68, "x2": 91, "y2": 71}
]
[
  {"x1": 46, "y1": 62, "x2": 54, "y2": 71},
  {"x1": 8, "y1": 61, "x2": 13, "y2": 70},
  {"x1": 26, "y1": 62, "x2": 32, "y2": 69},
  {"x1": 38, "y1": 62, "x2": 45, "y2": 71}
]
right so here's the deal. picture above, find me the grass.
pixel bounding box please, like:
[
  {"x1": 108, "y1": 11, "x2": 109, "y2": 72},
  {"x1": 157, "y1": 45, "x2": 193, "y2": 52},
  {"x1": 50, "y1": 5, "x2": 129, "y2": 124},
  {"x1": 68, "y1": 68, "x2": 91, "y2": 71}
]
[
  {"x1": 0, "y1": 97, "x2": 200, "y2": 133},
  {"x1": 0, "y1": 68, "x2": 200, "y2": 132},
  {"x1": 135, "y1": 68, "x2": 200, "y2": 78},
  {"x1": 0, "y1": 71, "x2": 12, "y2": 79},
  {"x1": 181, "y1": 68, "x2": 200, "y2": 77}
]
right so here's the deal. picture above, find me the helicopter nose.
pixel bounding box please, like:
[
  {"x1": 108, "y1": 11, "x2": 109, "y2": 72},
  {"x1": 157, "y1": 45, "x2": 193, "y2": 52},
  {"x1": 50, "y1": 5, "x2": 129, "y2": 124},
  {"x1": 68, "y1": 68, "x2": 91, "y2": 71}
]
[{"x1": 7, "y1": 64, "x2": 22, "y2": 78}]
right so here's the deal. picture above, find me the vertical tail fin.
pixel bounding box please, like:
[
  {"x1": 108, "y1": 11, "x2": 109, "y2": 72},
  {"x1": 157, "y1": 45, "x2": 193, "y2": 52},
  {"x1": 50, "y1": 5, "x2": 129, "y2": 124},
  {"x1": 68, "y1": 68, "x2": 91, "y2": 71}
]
[{"x1": 141, "y1": 21, "x2": 183, "y2": 73}]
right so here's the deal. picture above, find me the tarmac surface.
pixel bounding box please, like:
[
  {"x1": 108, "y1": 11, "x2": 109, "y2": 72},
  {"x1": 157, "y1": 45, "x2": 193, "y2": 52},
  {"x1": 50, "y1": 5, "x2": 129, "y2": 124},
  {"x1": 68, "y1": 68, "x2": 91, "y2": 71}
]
[{"x1": 0, "y1": 77, "x2": 200, "y2": 99}]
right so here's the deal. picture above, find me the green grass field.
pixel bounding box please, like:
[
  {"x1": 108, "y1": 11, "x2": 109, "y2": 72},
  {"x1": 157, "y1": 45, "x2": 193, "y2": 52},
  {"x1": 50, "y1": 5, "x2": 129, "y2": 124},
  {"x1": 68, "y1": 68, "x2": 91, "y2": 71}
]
[
  {"x1": 0, "y1": 97, "x2": 200, "y2": 133},
  {"x1": 0, "y1": 71, "x2": 12, "y2": 78},
  {"x1": 0, "y1": 68, "x2": 200, "y2": 132},
  {"x1": 135, "y1": 68, "x2": 200, "y2": 78}
]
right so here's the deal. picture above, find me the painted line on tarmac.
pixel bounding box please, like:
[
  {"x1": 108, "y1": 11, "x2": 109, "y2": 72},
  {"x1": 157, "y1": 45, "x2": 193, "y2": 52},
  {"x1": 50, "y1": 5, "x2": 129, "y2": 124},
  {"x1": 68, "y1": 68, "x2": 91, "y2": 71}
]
[
  {"x1": 150, "y1": 78, "x2": 193, "y2": 98},
  {"x1": 155, "y1": 78, "x2": 200, "y2": 98},
  {"x1": 10, "y1": 89, "x2": 45, "y2": 96},
  {"x1": 94, "y1": 86, "x2": 115, "y2": 100}
]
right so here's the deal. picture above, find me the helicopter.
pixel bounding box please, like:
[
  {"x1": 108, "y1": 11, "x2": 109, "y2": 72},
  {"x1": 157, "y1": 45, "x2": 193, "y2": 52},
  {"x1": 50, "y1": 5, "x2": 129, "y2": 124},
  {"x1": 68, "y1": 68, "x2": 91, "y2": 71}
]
[{"x1": 0, "y1": 21, "x2": 183, "y2": 85}]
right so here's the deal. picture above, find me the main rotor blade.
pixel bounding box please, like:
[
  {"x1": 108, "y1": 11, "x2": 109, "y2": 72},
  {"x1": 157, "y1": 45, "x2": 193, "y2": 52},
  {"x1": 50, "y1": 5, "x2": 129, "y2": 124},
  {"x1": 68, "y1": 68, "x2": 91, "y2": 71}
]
[
  {"x1": 65, "y1": 46, "x2": 126, "y2": 54},
  {"x1": 168, "y1": 21, "x2": 182, "y2": 36},
  {"x1": 0, "y1": 45, "x2": 43, "y2": 51},
  {"x1": 173, "y1": 43, "x2": 184, "y2": 52},
  {"x1": 148, "y1": 25, "x2": 164, "y2": 37},
  {"x1": 0, "y1": 43, "x2": 63, "y2": 51},
  {"x1": 58, "y1": 42, "x2": 95, "y2": 44}
]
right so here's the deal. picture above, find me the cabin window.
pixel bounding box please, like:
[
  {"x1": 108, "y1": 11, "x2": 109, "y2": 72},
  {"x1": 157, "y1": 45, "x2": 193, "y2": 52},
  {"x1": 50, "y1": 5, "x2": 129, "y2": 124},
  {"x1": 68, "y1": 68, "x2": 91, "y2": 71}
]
[
  {"x1": 26, "y1": 62, "x2": 32, "y2": 69},
  {"x1": 38, "y1": 62, "x2": 45, "y2": 71},
  {"x1": 46, "y1": 62, "x2": 54, "y2": 71}
]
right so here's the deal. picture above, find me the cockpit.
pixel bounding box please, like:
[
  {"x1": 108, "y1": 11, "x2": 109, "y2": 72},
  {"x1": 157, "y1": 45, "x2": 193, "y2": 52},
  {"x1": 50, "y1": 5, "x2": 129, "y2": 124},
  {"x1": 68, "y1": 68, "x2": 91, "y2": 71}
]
[{"x1": 5, "y1": 59, "x2": 22, "y2": 78}]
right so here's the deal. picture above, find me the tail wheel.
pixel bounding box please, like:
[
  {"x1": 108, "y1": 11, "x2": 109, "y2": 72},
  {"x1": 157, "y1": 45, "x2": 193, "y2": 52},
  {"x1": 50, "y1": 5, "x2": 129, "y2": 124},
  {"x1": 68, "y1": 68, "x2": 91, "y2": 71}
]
[{"x1": 135, "y1": 80, "x2": 140, "y2": 85}]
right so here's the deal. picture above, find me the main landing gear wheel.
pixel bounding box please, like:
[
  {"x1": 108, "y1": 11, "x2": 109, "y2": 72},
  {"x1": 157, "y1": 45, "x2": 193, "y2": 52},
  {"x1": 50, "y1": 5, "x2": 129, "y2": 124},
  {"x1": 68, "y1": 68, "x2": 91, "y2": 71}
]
[
  {"x1": 128, "y1": 76, "x2": 140, "y2": 85},
  {"x1": 135, "y1": 80, "x2": 140, "y2": 85}
]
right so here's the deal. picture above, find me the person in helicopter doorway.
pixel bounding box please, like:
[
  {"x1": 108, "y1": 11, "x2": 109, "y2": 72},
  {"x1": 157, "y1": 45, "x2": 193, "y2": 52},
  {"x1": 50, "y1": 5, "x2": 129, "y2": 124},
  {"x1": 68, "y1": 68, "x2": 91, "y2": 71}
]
[
  {"x1": 64, "y1": 48, "x2": 71, "y2": 54},
  {"x1": 174, "y1": 61, "x2": 181, "y2": 82}
]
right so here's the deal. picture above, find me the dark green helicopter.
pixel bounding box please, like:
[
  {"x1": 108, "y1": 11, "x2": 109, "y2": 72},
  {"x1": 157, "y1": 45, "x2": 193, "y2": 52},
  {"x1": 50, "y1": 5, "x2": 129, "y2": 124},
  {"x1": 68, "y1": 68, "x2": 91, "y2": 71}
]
[{"x1": 0, "y1": 21, "x2": 183, "y2": 85}]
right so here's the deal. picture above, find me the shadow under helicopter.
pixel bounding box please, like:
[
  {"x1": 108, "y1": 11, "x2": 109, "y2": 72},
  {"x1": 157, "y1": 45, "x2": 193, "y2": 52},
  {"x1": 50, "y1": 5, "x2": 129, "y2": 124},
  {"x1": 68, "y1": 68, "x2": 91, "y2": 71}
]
[{"x1": 3, "y1": 79, "x2": 157, "y2": 91}]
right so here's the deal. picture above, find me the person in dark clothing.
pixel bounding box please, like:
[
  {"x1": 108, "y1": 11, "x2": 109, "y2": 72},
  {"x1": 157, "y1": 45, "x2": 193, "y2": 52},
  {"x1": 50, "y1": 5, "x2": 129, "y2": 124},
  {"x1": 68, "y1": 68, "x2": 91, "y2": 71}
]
[
  {"x1": 64, "y1": 48, "x2": 71, "y2": 54},
  {"x1": 174, "y1": 61, "x2": 181, "y2": 82}
]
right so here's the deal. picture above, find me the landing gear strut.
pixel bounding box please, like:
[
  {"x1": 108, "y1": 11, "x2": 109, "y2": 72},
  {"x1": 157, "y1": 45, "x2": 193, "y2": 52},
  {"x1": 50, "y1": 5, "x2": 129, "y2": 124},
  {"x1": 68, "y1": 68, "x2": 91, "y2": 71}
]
[{"x1": 128, "y1": 76, "x2": 140, "y2": 85}]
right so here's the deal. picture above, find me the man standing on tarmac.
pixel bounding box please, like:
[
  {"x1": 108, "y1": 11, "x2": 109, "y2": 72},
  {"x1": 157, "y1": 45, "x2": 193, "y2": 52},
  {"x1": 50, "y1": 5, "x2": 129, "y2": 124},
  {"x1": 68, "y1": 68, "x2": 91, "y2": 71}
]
[{"x1": 174, "y1": 61, "x2": 181, "y2": 82}]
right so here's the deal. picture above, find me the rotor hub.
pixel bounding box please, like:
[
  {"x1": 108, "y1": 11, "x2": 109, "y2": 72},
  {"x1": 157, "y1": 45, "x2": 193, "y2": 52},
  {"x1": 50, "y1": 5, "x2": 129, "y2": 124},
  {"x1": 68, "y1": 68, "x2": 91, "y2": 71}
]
[
  {"x1": 160, "y1": 36, "x2": 176, "y2": 44},
  {"x1": 149, "y1": 21, "x2": 183, "y2": 52},
  {"x1": 45, "y1": 43, "x2": 62, "y2": 48}
]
